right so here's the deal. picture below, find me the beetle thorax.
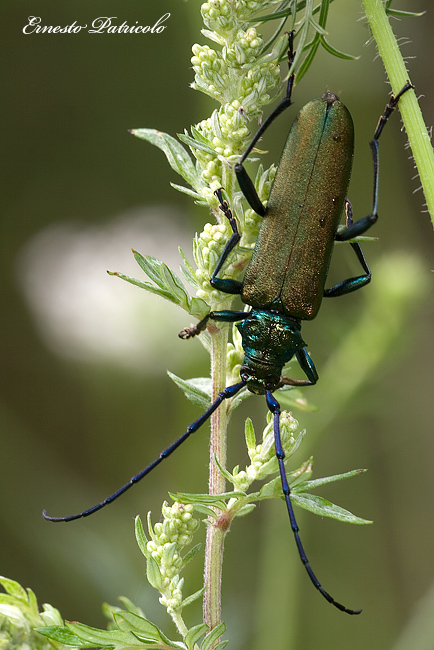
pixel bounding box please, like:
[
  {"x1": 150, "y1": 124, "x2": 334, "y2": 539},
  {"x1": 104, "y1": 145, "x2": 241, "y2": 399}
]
[{"x1": 237, "y1": 309, "x2": 305, "y2": 394}]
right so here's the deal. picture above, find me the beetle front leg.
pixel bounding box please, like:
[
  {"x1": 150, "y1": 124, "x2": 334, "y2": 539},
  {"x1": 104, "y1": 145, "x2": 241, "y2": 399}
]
[{"x1": 235, "y1": 32, "x2": 296, "y2": 217}]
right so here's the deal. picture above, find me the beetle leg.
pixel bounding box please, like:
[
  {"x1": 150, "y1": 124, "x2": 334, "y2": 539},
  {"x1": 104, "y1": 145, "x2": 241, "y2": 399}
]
[
  {"x1": 211, "y1": 188, "x2": 242, "y2": 282},
  {"x1": 265, "y1": 391, "x2": 361, "y2": 615},
  {"x1": 179, "y1": 310, "x2": 248, "y2": 339},
  {"x1": 336, "y1": 82, "x2": 413, "y2": 242},
  {"x1": 278, "y1": 347, "x2": 319, "y2": 387},
  {"x1": 325, "y1": 200, "x2": 372, "y2": 297},
  {"x1": 235, "y1": 32, "x2": 296, "y2": 217},
  {"x1": 179, "y1": 190, "x2": 247, "y2": 339}
]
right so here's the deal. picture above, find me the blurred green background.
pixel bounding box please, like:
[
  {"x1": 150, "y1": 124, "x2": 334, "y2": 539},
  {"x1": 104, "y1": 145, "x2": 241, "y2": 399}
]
[{"x1": 2, "y1": 1, "x2": 434, "y2": 649}]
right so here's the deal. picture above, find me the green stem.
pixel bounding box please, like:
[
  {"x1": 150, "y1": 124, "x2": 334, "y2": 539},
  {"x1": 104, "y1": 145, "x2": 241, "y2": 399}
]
[
  {"x1": 203, "y1": 324, "x2": 228, "y2": 640},
  {"x1": 361, "y1": 0, "x2": 434, "y2": 226},
  {"x1": 170, "y1": 611, "x2": 189, "y2": 639}
]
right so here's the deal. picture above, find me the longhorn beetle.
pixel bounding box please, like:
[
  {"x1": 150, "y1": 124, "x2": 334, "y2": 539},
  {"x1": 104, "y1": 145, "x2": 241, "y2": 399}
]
[{"x1": 43, "y1": 33, "x2": 412, "y2": 615}]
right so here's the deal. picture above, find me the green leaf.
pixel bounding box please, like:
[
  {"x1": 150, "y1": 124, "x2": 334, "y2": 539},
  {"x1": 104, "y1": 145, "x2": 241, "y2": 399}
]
[
  {"x1": 213, "y1": 454, "x2": 237, "y2": 485},
  {"x1": 158, "y1": 263, "x2": 190, "y2": 310},
  {"x1": 111, "y1": 611, "x2": 185, "y2": 648},
  {"x1": 0, "y1": 577, "x2": 28, "y2": 600},
  {"x1": 189, "y1": 297, "x2": 209, "y2": 320},
  {"x1": 213, "y1": 642, "x2": 229, "y2": 650},
  {"x1": 113, "y1": 611, "x2": 162, "y2": 641},
  {"x1": 171, "y1": 491, "x2": 244, "y2": 511},
  {"x1": 234, "y1": 503, "x2": 256, "y2": 517},
  {"x1": 181, "y1": 586, "x2": 206, "y2": 609},
  {"x1": 182, "y1": 543, "x2": 202, "y2": 567},
  {"x1": 386, "y1": 8, "x2": 425, "y2": 17},
  {"x1": 131, "y1": 129, "x2": 202, "y2": 190},
  {"x1": 178, "y1": 133, "x2": 219, "y2": 159},
  {"x1": 157, "y1": 627, "x2": 185, "y2": 650},
  {"x1": 320, "y1": 35, "x2": 358, "y2": 60},
  {"x1": 201, "y1": 623, "x2": 226, "y2": 650},
  {"x1": 134, "y1": 516, "x2": 149, "y2": 559},
  {"x1": 291, "y1": 493, "x2": 372, "y2": 524},
  {"x1": 244, "y1": 418, "x2": 256, "y2": 451},
  {"x1": 108, "y1": 271, "x2": 174, "y2": 302},
  {"x1": 133, "y1": 251, "x2": 165, "y2": 287},
  {"x1": 178, "y1": 247, "x2": 198, "y2": 287},
  {"x1": 66, "y1": 621, "x2": 134, "y2": 647},
  {"x1": 167, "y1": 372, "x2": 212, "y2": 409},
  {"x1": 117, "y1": 597, "x2": 145, "y2": 616},
  {"x1": 130, "y1": 252, "x2": 190, "y2": 311},
  {"x1": 37, "y1": 625, "x2": 87, "y2": 647},
  {"x1": 257, "y1": 475, "x2": 282, "y2": 499},
  {"x1": 170, "y1": 183, "x2": 203, "y2": 200},
  {"x1": 184, "y1": 623, "x2": 208, "y2": 650},
  {"x1": 146, "y1": 556, "x2": 164, "y2": 591},
  {"x1": 294, "y1": 469, "x2": 367, "y2": 493}
]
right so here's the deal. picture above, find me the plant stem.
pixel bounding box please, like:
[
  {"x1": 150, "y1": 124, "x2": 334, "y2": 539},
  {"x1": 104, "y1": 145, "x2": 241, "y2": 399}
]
[
  {"x1": 203, "y1": 324, "x2": 228, "y2": 638},
  {"x1": 361, "y1": 0, "x2": 434, "y2": 226}
]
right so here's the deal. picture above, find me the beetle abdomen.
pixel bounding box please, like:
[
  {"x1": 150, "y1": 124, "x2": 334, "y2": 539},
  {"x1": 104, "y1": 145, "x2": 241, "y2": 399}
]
[{"x1": 242, "y1": 93, "x2": 354, "y2": 320}]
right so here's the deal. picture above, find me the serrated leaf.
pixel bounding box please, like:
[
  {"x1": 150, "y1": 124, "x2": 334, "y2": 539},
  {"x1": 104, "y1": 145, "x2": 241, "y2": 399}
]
[
  {"x1": 189, "y1": 297, "x2": 210, "y2": 319},
  {"x1": 108, "y1": 271, "x2": 174, "y2": 302},
  {"x1": 113, "y1": 612, "x2": 161, "y2": 641},
  {"x1": 293, "y1": 469, "x2": 367, "y2": 493},
  {"x1": 131, "y1": 129, "x2": 200, "y2": 189},
  {"x1": 159, "y1": 263, "x2": 190, "y2": 310},
  {"x1": 170, "y1": 183, "x2": 203, "y2": 200},
  {"x1": 178, "y1": 247, "x2": 197, "y2": 281},
  {"x1": 133, "y1": 251, "x2": 165, "y2": 287},
  {"x1": 201, "y1": 622, "x2": 226, "y2": 650},
  {"x1": 135, "y1": 516, "x2": 150, "y2": 559},
  {"x1": 184, "y1": 623, "x2": 208, "y2": 650},
  {"x1": 178, "y1": 133, "x2": 219, "y2": 159},
  {"x1": 66, "y1": 622, "x2": 134, "y2": 647},
  {"x1": 291, "y1": 493, "x2": 372, "y2": 524},
  {"x1": 167, "y1": 372, "x2": 212, "y2": 409},
  {"x1": 181, "y1": 586, "x2": 206, "y2": 609},
  {"x1": 37, "y1": 625, "x2": 86, "y2": 647},
  {"x1": 179, "y1": 264, "x2": 198, "y2": 290}
]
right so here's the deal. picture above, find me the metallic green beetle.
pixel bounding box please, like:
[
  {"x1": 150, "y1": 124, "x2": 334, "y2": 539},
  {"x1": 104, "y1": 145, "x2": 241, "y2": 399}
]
[{"x1": 43, "y1": 32, "x2": 412, "y2": 617}]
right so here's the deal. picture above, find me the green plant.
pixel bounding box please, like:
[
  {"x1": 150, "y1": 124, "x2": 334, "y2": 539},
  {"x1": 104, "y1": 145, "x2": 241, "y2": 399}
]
[{"x1": 2, "y1": 2, "x2": 430, "y2": 650}]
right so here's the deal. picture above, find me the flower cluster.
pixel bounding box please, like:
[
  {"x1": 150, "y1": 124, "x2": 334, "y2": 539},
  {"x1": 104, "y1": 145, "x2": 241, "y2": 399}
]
[
  {"x1": 231, "y1": 412, "x2": 302, "y2": 492},
  {"x1": 136, "y1": 502, "x2": 201, "y2": 618},
  {"x1": 0, "y1": 577, "x2": 74, "y2": 650}
]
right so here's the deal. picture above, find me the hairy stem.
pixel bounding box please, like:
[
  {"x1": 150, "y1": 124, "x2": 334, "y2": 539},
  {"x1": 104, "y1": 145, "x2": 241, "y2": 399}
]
[
  {"x1": 203, "y1": 324, "x2": 229, "y2": 639},
  {"x1": 361, "y1": 0, "x2": 434, "y2": 225}
]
